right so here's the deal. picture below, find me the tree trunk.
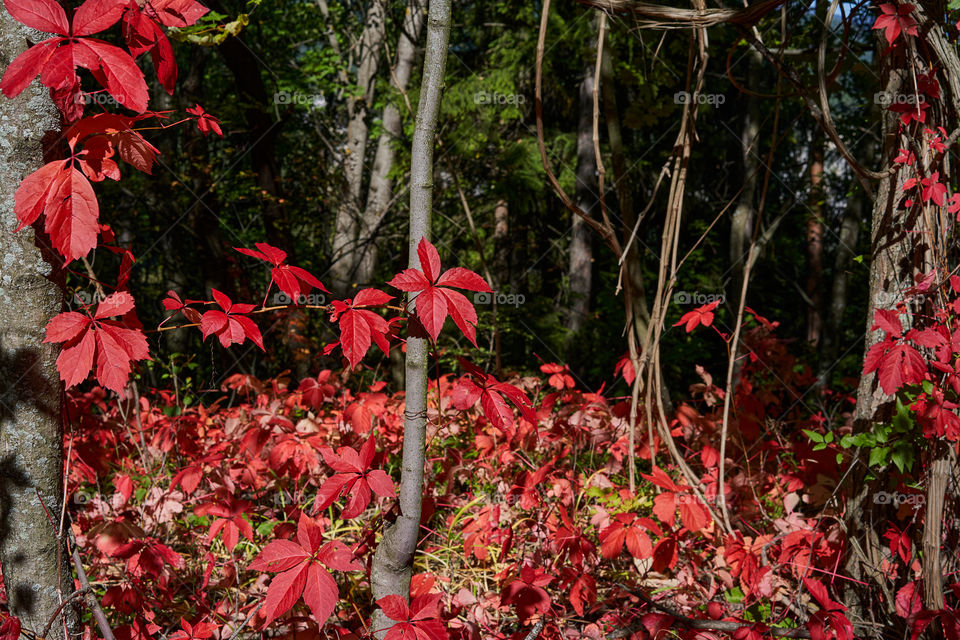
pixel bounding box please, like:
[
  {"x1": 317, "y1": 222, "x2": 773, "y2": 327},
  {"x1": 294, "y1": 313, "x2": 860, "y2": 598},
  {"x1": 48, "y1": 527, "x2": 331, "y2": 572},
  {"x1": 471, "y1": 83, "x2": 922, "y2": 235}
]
[
  {"x1": 369, "y1": 0, "x2": 450, "y2": 636},
  {"x1": 806, "y1": 132, "x2": 824, "y2": 347},
  {"x1": 847, "y1": 3, "x2": 960, "y2": 626},
  {"x1": 329, "y1": 1, "x2": 387, "y2": 294},
  {"x1": 817, "y1": 191, "x2": 861, "y2": 387},
  {"x1": 567, "y1": 61, "x2": 597, "y2": 341},
  {"x1": 353, "y1": 0, "x2": 427, "y2": 288},
  {"x1": 0, "y1": 9, "x2": 72, "y2": 638},
  {"x1": 492, "y1": 200, "x2": 510, "y2": 288}
]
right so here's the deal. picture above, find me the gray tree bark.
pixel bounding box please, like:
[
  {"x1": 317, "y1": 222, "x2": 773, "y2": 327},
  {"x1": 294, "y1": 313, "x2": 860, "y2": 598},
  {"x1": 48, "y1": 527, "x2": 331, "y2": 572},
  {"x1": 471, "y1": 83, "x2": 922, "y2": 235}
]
[
  {"x1": 353, "y1": 0, "x2": 427, "y2": 288},
  {"x1": 846, "y1": 2, "x2": 960, "y2": 627},
  {"x1": 0, "y1": 9, "x2": 71, "y2": 639},
  {"x1": 369, "y1": 0, "x2": 450, "y2": 636},
  {"x1": 329, "y1": 0, "x2": 387, "y2": 293}
]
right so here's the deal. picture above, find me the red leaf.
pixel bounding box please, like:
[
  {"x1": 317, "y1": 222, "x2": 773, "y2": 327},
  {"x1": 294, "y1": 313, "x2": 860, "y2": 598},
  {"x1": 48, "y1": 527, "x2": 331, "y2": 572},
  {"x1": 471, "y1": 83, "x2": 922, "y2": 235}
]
[
  {"x1": 316, "y1": 540, "x2": 362, "y2": 572},
  {"x1": 877, "y1": 343, "x2": 927, "y2": 394},
  {"x1": 642, "y1": 467, "x2": 681, "y2": 492},
  {"x1": 652, "y1": 492, "x2": 676, "y2": 528},
  {"x1": 386, "y1": 238, "x2": 490, "y2": 343},
  {"x1": 0, "y1": 617, "x2": 22, "y2": 640},
  {"x1": 149, "y1": 0, "x2": 210, "y2": 28},
  {"x1": 301, "y1": 563, "x2": 339, "y2": 625},
  {"x1": 75, "y1": 39, "x2": 149, "y2": 112},
  {"x1": 0, "y1": 39, "x2": 60, "y2": 98},
  {"x1": 248, "y1": 539, "x2": 309, "y2": 573},
  {"x1": 873, "y1": 309, "x2": 903, "y2": 338},
  {"x1": 872, "y1": 3, "x2": 918, "y2": 45},
  {"x1": 569, "y1": 574, "x2": 596, "y2": 616},
  {"x1": 296, "y1": 512, "x2": 324, "y2": 555},
  {"x1": 678, "y1": 496, "x2": 711, "y2": 532},
  {"x1": 435, "y1": 267, "x2": 491, "y2": 292},
  {"x1": 415, "y1": 287, "x2": 448, "y2": 342},
  {"x1": 73, "y1": 0, "x2": 125, "y2": 36},
  {"x1": 388, "y1": 268, "x2": 430, "y2": 291},
  {"x1": 260, "y1": 563, "x2": 309, "y2": 627},
  {"x1": 95, "y1": 292, "x2": 135, "y2": 318},
  {"x1": 45, "y1": 165, "x2": 100, "y2": 260},
  {"x1": 331, "y1": 291, "x2": 392, "y2": 368},
  {"x1": 417, "y1": 237, "x2": 441, "y2": 282},
  {"x1": 379, "y1": 595, "x2": 411, "y2": 622},
  {"x1": 895, "y1": 582, "x2": 923, "y2": 620},
  {"x1": 45, "y1": 305, "x2": 148, "y2": 392},
  {"x1": 439, "y1": 288, "x2": 479, "y2": 347},
  {"x1": 15, "y1": 162, "x2": 100, "y2": 261},
  {"x1": 673, "y1": 301, "x2": 720, "y2": 333},
  {"x1": 200, "y1": 290, "x2": 264, "y2": 350},
  {"x1": 651, "y1": 536, "x2": 678, "y2": 572},
  {"x1": 2, "y1": 0, "x2": 68, "y2": 34}
]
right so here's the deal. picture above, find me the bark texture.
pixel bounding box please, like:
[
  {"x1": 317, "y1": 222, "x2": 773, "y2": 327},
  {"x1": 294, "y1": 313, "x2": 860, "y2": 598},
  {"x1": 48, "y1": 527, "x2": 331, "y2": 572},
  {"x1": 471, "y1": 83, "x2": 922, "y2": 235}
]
[
  {"x1": 847, "y1": 3, "x2": 960, "y2": 627},
  {"x1": 355, "y1": 0, "x2": 427, "y2": 288},
  {"x1": 0, "y1": 9, "x2": 70, "y2": 638},
  {"x1": 369, "y1": 0, "x2": 450, "y2": 635},
  {"x1": 329, "y1": 1, "x2": 387, "y2": 293}
]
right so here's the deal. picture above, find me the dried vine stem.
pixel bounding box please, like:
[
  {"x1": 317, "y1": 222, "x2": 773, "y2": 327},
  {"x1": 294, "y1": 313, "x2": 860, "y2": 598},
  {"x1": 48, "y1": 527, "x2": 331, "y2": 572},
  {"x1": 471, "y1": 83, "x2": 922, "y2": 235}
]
[
  {"x1": 573, "y1": 0, "x2": 787, "y2": 29},
  {"x1": 67, "y1": 530, "x2": 117, "y2": 640},
  {"x1": 534, "y1": 0, "x2": 621, "y2": 257}
]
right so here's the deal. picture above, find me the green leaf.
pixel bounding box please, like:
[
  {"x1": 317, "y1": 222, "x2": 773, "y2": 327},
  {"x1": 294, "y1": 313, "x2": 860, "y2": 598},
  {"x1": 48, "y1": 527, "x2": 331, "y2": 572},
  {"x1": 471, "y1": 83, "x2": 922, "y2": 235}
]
[
  {"x1": 891, "y1": 443, "x2": 915, "y2": 473},
  {"x1": 803, "y1": 429, "x2": 824, "y2": 443},
  {"x1": 893, "y1": 398, "x2": 914, "y2": 433},
  {"x1": 725, "y1": 587, "x2": 745, "y2": 604},
  {"x1": 868, "y1": 446, "x2": 890, "y2": 467}
]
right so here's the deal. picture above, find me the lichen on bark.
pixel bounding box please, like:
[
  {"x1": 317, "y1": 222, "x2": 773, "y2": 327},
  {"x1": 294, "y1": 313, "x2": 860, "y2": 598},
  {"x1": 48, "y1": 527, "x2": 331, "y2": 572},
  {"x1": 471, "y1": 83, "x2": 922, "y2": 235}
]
[{"x1": 0, "y1": 8, "x2": 72, "y2": 639}]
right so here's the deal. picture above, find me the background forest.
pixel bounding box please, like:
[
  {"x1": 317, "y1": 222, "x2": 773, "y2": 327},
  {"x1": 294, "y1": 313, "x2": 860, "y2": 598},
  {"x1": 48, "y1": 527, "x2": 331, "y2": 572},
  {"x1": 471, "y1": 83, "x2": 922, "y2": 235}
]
[
  {"x1": 103, "y1": 0, "x2": 870, "y2": 393},
  {"x1": 0, "y1": 0, "x2": 957, "y2": 640}
]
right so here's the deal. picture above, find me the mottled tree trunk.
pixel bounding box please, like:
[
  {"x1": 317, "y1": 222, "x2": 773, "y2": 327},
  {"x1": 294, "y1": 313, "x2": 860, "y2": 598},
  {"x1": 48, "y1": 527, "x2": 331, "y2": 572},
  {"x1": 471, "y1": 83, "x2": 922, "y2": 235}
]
[
  {"x1": 329, "y1": 1, "x2": 387, "y2": 294},
  {"x1": 0, "y1": 9, "x2": 71, "y2": 639},
  {"x1": 847, "y1": 4, "x2": 960, "y2": 627},
  {"x1": 567, "y1": 61, "x2": 597, "y2": 341},
  {"x1": 353, "y1": 0, "x2": 427, "y2": 288},
  {"x1": 369, "y1": 0, "x2": 449, "y2": 636}
]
